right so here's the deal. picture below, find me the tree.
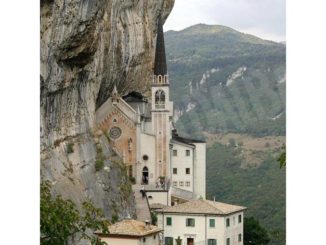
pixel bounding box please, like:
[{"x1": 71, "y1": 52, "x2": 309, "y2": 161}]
[
  {"x1": 277, "y1": 144, "x2": 286, "y2": 169},
  {"x1": 270, "y1": 229, "x2": 286, "y2": 244},
  {"x1": 40, "y1": 180, "x2": 109, "y2": 245},
  {"x1": 244, "y1": 217, "x2": 270, "y2": 245},
  {"x1": 278, "y1": 151, "x2": 286, "y2": 169}
]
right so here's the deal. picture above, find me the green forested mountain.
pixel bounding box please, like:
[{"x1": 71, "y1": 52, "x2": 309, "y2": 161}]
[
  {"x1": 165, "y1": 24, "x2": 286, "y2": 138},
  {"x1": 206, "y1": 142, "x2": 286, "y2": 244},
  {"x1": 166, "y1": 24, "x2": 286, "y2": 244}
]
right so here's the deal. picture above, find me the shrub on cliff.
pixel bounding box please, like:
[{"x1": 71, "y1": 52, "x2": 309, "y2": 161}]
[{"x1": 40, "y1": 180, "x2": 109, "y2": 244}]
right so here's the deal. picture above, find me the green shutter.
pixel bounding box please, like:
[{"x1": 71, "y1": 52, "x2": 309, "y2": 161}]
[
  {"x1": 166, "y1": 217, "x2": 172, "y2": 226},
  {"x1": 208, "y1": 239, "x2": 217, "y2": 245},
  {"x1": 209, "y1": 219, "x2": 215, "y2": 227},
  {"x1": 165, "y1": 237, "x2": 174, "y2": 245}
]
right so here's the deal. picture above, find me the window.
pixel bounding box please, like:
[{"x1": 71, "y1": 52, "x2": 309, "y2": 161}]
[
  {"x1": 143, "y1": 237, "x2": 146, "y2": 242},
  {"x1": 186, "y1": 168, "x2": 190, "y2": 174},
  {"x1": 238, "y1": 214, "x2": 242, "y2": 223},
  {"x1": 238, "y1": 233, "x2": 242, "y2": 242},
  {"x1": 173, "y1": 168, "x2": 177, "y2": 174},
  {"x1": 166, "y1": 217, "x2": 172, "y2": 226},
  {"x1": 186, "y1": 218, "x2": 195, "y2": 227},
  {"x1": 165, "y1": 237, "x2": 174, "y2": 245},
  {"x1": 109, "y1": 127, "x2": 122, "y2": 139},
  {"x1": 226, "y1": 218, "x2": 230, "y2": 227},
  {"x1": 226, "y1": 238, "x2": 230, "y2": 245},
  {"x1": 233, "y1": 216, "x2": 235, "y2": 225},
  {"x1": 186, "y1": 181, "x2": 190, "y2": 187},
  {"x1": 208, "y1": 239, "x2": 217, "y2": 245},
  {"x1": 173, "y1": 150, "x2": 177, "y2": 156},
  {"x1": 186, "y1": 149, "x2": 190, "y2": 156},
  {"x1": 128, "y1": 138, "x2": 133, "y2": 151},
  {"x1": 155, "y1": 90, "x2": 165, "y2": 109},
  {"x1": 173, "y1": 181, "x2": 177, "y2": 187},
  {"x1": 179, "y1": 181, "x2": 184, "y2": 187},
  {"x1": 209, "y1": 219, "x2": 215, "y2": 228}
]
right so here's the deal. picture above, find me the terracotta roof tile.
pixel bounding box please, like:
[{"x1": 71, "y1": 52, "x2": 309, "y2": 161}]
[
  {"x1": 96, "y1": 219, "x2": 162, "y2": 237},
  {"x1": 150, "y1": 203, "x2": 168, "y2": 209},
  {"x1": 159, "y1": 199, "x2": 246, "y2": 215}
]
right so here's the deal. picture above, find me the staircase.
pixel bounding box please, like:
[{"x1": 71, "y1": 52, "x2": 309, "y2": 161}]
[{"x1": 132, "y1": 185, "x2": 151, "y2": 222}]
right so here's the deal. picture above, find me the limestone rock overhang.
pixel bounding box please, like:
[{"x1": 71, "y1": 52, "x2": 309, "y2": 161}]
[{"x1": 122, "y1": 91, "x2": 148, "y2": 103}]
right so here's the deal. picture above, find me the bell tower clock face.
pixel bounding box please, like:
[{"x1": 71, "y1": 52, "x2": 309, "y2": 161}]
[{"x1": 109, "y1": 127, "x2": 122, "y2": 139}]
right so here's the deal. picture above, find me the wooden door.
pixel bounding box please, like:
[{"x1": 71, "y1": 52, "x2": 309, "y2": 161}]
[{"x1": 187, "y1": 238, "x2": 194, "y2": 245}]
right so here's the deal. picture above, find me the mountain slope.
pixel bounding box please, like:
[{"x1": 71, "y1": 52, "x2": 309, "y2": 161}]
[
  {"x1": 166, "y1": 24, "x2": 286, "y2": 243},
  {"x1": 165, "y1": 24, "x2": 286, "y2": 138}
]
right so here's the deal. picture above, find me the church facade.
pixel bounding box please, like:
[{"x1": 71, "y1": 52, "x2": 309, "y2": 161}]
[{"x1": 95, "y1": 18, "x2": 206, "y2": 203}]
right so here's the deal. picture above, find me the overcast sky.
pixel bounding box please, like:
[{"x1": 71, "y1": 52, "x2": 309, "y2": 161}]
[{"x1": 164, "y1": 0, "x2": 285, "y2": 42}]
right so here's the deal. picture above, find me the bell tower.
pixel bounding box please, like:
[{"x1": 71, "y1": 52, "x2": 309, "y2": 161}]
[{"x1": 151, "y1": 16, "x2": 172, "y2": 182}]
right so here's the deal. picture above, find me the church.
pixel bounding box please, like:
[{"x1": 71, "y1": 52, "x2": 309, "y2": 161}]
[
  {"x1": 95, "y1": 18, "x2": 206, "y2": 205},
  {"x1": 94, "y1": 18, "x2": 247, "y2": 245}
]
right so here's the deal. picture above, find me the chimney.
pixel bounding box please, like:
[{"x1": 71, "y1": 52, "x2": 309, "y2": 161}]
[{"x1": 145, "y1": 220, "x2": 150, "y2": 230}]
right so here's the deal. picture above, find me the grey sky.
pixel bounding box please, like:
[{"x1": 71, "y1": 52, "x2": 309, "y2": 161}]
[{"x1": 164, "y1": 0, "x2": 285, "y2": 42}]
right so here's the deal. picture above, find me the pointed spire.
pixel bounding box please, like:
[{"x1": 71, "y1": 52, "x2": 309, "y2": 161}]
[
  {"x1": 112, "y1": 85, "x2": 118, "y2": 96},
  {"x1": 154, "y1": 16, "x2": 167, "y2": 76},
  {"x1": 111, "y1": 85, "x2": 119, "y2": 104}
]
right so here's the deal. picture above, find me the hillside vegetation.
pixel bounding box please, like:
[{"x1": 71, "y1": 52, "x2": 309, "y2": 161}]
[
  {"x1": 206, "y1": 142, "x2": 286, "y2": 243},
  {"x1": 165, "y1": 24, "x2": 286, "y2": 138},
  {"x1": 165, "y1": 24, "x2": 286, "y2": 244}
]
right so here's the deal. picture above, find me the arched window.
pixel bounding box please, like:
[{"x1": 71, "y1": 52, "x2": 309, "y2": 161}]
[
  {"x1": 155, "y1": 90, "x2": 165, "y2": 109},
  {"x1": 142, "y1": 166, "x2": 149, "y2": 185}
]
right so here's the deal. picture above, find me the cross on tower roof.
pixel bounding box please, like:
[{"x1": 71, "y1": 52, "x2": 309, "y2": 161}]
[{"x1": 154, "y1": 16, "x2": 167, "y2": 76}]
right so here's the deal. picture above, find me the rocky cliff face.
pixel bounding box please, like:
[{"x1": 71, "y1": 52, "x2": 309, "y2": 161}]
[{"x1": 40, "y1": 0, "x2": 174, "y2": 221}]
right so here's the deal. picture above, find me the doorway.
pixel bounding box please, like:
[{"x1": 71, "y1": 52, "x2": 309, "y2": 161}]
[
  {"x1": 142, "y1": 166, "x2": 149, "y2": 184},
  {"x1": 187, "y1": 238, "x2": 194, "y2": 245}
]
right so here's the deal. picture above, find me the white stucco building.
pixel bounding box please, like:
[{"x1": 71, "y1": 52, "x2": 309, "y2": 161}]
[{"x1": 156, "y1": 199, "x2": 246, "y2": 245}]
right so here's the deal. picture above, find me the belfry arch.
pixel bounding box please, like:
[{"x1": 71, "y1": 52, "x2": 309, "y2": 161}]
[{"x1": 155, "y1": 90, "x2": 165, "y2": 108}]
